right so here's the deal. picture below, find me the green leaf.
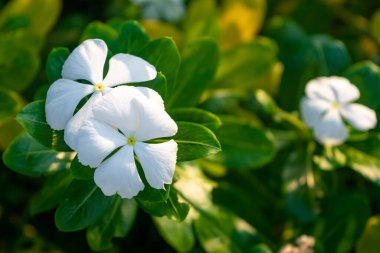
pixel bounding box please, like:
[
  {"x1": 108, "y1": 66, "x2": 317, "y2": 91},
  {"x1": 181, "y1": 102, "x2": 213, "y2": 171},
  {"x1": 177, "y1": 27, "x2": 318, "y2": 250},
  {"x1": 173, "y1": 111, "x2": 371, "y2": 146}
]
[
  {"x1": 172, "y1": 122, "x2": 221, "y2": 162},
  {"x1": 80, "y1": 21, "x2": 118, "y2": 48},
  {"x1": 115, "y1": 20, "x2": 149, "y2": 54},
  {"x1": 314, "y1": 193, "x2": 370, "y2": 253},
  {"x1": 213, "y1": 119, "x2": 276, "y2": 169},
  {"x1": 87, "y1": 198, "x2": 138, "y2": 251},
  {"x1": 138, "y1": 38, "x2": 180, "y2": 99},
  {"x1": 30, "y1": 170, "x2": 73, "y2": 215},
  {"x1": 341, "y1": 145, "x2": 380, "y2": 186},
  {"x1": 168, "y1": 39, "x2": 219, "y2": 108},
  {"x1": 0, "y1": 0, "x2": 61, "y2": 35},
  {"x1": 0, "y1": 38, "x2": 40, "y2": 92},
  {"x1": 194, "y1": 210, "x2": 261, "y2": 253},
  {"x1": 344, "y1": 61, "x2": 380, "y2": 110},
  {"x1": 0, "y1": 87, "x2": 24, "y2": 126},
  {"x1": 356, "y1": 215, "x2": 380, "y2": 253},
  {"x1": 169, "y1": 108, "x2": 221, "y2": 132},
  {"x1": 46, "y1": 47, "x2": 69, "y2": 84},
  {"x1": 283, "y1": 150, "x2": 316, "y2": 222},
  {"x1": 153, "y1": 216, "x2": 195, "y2": 253},
  {"x1": 310, "y1": 35, "x2": 351, "y2": 76},
  {"x1": 370, "y1": 9, "x2": 380, "y2": 44},
  {"x1": 137, "y1": 187, "x2": 190, "y2": 222},
  {"x1": 2, "y1": 132, "x2": 72, "y2": 177},
  {"x1": 55, "y1": 180, "x2": 115, "y2": 232},
  {"x1": 70, "y1": 155, "x2": 94, "y2": 180},
  {"x1": 215, "y1": 38, "x2": 278, "y2": 90},
  {"x1": 16, "y1": 100, "x2": 71, "y2": 151}
]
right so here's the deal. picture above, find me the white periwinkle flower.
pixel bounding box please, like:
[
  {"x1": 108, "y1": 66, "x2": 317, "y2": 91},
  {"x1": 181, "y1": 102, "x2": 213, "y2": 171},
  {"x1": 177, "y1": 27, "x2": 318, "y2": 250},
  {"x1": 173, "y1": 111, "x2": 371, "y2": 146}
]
[
  {"x1": 45, "y1": 39, "x2": 157, "y2": 150},
  {"x1": 75, "y1": 86, "x2": 178, "y2": 199},
  {"x1": 301, "y1": 76, "x2": 377, "y2": 145},
  {"x1": 131, "y1": 0, "x2": 185, "y2": 22}
]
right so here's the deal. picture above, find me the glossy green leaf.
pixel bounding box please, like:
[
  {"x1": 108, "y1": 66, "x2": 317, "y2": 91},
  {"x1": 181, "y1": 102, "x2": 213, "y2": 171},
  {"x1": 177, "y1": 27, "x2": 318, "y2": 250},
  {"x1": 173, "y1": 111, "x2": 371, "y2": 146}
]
[
  {"x1": 2, "y1": 133, "x2": 72, "y2": 177},
  {"x1": 80, "y1": 21, "x2": 118, "y2": 48},
  {"x1": 344, "y1": 61, "x2": 380, "y2": 109},
  {"x1": 154, "y1": 216, "x2": 195, "y2": 253},
  {"x1": 55, "y1": 180, "x2": 115, "y2": 232},
  {"x1": 0, "y1": 0, "x2": 61, "y2": 35},
  {"x1": 172, "y1": 122, "x2": 221, "y2": 162},
  {"x1": 169, "y1": 108, "x2": 221, "y2": 131},
  {"x1": 137, "y1": 187, "x2": 190, "y2": 222},
  {"x1": 214, "y1": 119, "x2": 276, "y2": 169},
  {"x1": 30, "y1": 170, "x2": 73, "y2": 215},
  {"x1": 70, "y1": 155, "x2": 94, "y2": 180},
  {"x1": 138, "y1": 38, "x2": 180, "y2": 98},
  {"x1": 215, "y1": 38, "x2": 278, "y2": 90},
  {"x1": 46, "y1": 47, "x2": 69, "y2": 84},
  {"x1": 130, "y1": 72, "x2": 167, "y2": 100},
  {"x1": 0, "y1": 39, "x2": 39, "y2": 92},
  {"x1": 87, "y1": 198, "x2": 138, "y2": 251},
  {"x1": 0, "y1": 87, "x2": 23, "y2": 126},
  {"x1": 115, "y1": 20, "x2": 149, "y2": 54},
  {"x1": 168, "y1": 39, "x2": 219, "y2": 108},
  {"x1": 16, "y1": 100, "x2": 71, "y2": 151}
]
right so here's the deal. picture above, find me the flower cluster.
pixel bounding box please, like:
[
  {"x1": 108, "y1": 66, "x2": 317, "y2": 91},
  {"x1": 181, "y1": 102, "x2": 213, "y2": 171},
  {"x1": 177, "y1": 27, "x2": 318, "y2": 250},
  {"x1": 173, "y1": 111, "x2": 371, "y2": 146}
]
[
  {"x1": 301, "y1": 76, "x2": 377, "y2": 146},
  {"x1": 45, "y1": 39, "x2": 178, "y2": 198}
]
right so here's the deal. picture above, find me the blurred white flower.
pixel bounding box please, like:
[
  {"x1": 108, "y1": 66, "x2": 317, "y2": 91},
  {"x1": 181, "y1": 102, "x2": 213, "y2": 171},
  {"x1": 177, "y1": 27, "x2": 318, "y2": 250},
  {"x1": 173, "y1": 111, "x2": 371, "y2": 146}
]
[
  {"x1": 45, "y1": 39, "x2": 156, "y2": 149},
  {"x1": 76, "y1": 86, "x2": 178, "y2": 198},
  {"x1": 132, "y1": 0, "x2": 185, "y2": 22},
  {"x1": 301, "y1": 76, "x2": 377, "y2": 146}
]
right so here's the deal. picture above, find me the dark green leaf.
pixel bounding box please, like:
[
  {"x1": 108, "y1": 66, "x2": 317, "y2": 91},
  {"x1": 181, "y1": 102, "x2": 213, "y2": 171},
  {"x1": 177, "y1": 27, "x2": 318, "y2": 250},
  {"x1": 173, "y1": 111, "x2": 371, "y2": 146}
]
[
  {"x1": 172, "y1": 122, "x2": 221, "y2": 162},
  {"x1": 169, "y1": 108, "x2": 221, "y2": 132},
  {"x1": 0, "y1": 87, "x2": 23, "y2": 126},
  {"x1": 131, "y1": 72, "x2": 167, "y2": 100},
  {"x1": 46, "y1": 47, "x2": 69, "y2": 84},
  {"x1": 2, "y1": 132, "x2": 72, "y2": 177},
  {"x1": 115, "y1": 20, "x2": 149, "y2": 54},
  {"x1": 55, "y1": 180, "x2": 115, "y2": 232},
  {"x1": 16, "y1": 100, "x2": 71, "y2": 151},
  {"x1": 168, "y1": 39, "x2": 219, "y2": 108},
  {"x1": 344, "y1": 61, "x2": 380, "y2": 110},
  {"x1": 153, "y1": 217, "x2": 195, "y2": 253},
  {"x1": 70, "y1": 155, "x2": 94, "y2": 180},
  {"x1": 214, "y1": 119, "x2": 276, "y2": 169},
  {"x1": 87, "y1": 198, "x2": 138, "y2": 251},
  {"x1": 80, "y1": 21, "x2": 118, "y2": 48},
  {"x1": 30, "y1": 170, "x2": 73, "y2": 215},
  {"x1": 138, "y1": 38, "x2": 180, "y2": 99}
]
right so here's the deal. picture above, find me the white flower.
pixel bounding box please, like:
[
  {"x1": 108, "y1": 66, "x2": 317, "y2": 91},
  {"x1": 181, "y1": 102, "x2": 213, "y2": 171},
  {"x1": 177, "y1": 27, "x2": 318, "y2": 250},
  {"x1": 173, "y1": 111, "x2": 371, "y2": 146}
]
[
  {"x1": 75, "y1": 86, "x2": 178, "y2": 199},
  {"x1": 301, "y1": 76, "x2": 377, "y2": 145},
  {"x1": 131, "y1": 0, "x2": 185, "y2": 22},
  {"x1": 45, "y1": 39, "x2": 157, "y2": 149}
]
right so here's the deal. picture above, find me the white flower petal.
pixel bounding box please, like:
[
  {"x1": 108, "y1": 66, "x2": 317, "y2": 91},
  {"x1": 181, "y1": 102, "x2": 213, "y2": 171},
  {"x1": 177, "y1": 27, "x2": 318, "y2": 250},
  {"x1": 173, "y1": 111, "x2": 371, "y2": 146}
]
[
  {"x1": 64, "y1": 93, "x2": 101, "y2": 150},
  {"x1": 314, "y1": 109, "x2": 348, "y2": 146},
  {"x1": 340, "y1": 103, "x2": 377, "y2": 131},
  {"x1": 76, "y1": 119, "x2": 126, "y2": 168},
  {"x1": 134, "y1": 86, "x2": 164, "y2": 109},
  {"x1": 131, "y1": 98, "x2": 178, "y2": 142},
  {"x1": 62, "y1": 39, "x2": 107, "y2": 84},
  {"x1": 134, "y1": 140, "x2": 177, "y2": 189},
  {"x1": 45, "y1": 79, "x2": 94, "y2": 130},
  {"x1": 328, "y1": 76, "x2": 359, "y2": 104},
  {"x1": 300, "y1": 97, "x2": 330, "y2": 128},
  {"x1": 95, "y1": 145, "x2": 144, "y2": 199},
  {"x1": 92, "y1": 86, "x2": 165, "y2": 135},
  {"x1": 305, "y1": 77, "x2": 335, "y2": 102},
  {"x1": 103, "y1": 54, "x2": 157, "y2": 87}
]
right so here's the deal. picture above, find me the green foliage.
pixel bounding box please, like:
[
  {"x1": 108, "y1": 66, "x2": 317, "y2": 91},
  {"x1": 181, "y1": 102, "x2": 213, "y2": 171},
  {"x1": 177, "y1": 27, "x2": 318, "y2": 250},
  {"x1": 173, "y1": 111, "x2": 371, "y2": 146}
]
[
  {"x1": 169, "y1": 108, "x2": 221, "y2": 131},
  {"x1": 46, "y1": 47, "x2": 69, "y2": 84},
  {"x1": 0, "y1": 87, "x2": 23, "y2": 126}
]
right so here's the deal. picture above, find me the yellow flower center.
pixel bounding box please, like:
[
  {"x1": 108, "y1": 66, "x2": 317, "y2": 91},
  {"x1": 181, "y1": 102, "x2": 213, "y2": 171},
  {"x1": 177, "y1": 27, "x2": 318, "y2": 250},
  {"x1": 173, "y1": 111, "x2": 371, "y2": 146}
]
[
  {"x1": 331, "y1": 102, "x2": 340, "y2": 109},
  {"x1": 94, "y1": 83, "x2": 104, "y2": 91},
  {"x1": 127, "y1": 136, "x2": 137, "y2": 146}
]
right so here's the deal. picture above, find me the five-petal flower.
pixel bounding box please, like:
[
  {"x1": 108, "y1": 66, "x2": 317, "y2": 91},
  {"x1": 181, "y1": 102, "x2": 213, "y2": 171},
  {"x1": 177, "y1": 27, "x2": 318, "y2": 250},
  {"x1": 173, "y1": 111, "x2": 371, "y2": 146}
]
[
  {"x1": 301, "y1": 76, "x2": 377, "y2": 145},
  {"x1": 75, "y1": 86, "x2": 178, "y2": 198},
  {"x1": 45, "y1": 39, "x2": 157, "y2": 149}
]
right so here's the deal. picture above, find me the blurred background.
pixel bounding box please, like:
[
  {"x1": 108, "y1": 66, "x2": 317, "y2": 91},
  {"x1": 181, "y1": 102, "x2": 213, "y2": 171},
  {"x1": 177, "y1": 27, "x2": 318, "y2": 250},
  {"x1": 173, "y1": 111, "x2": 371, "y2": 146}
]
[{"x1": 1, "y1": 0, "x2": 380, "y2": 252}]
